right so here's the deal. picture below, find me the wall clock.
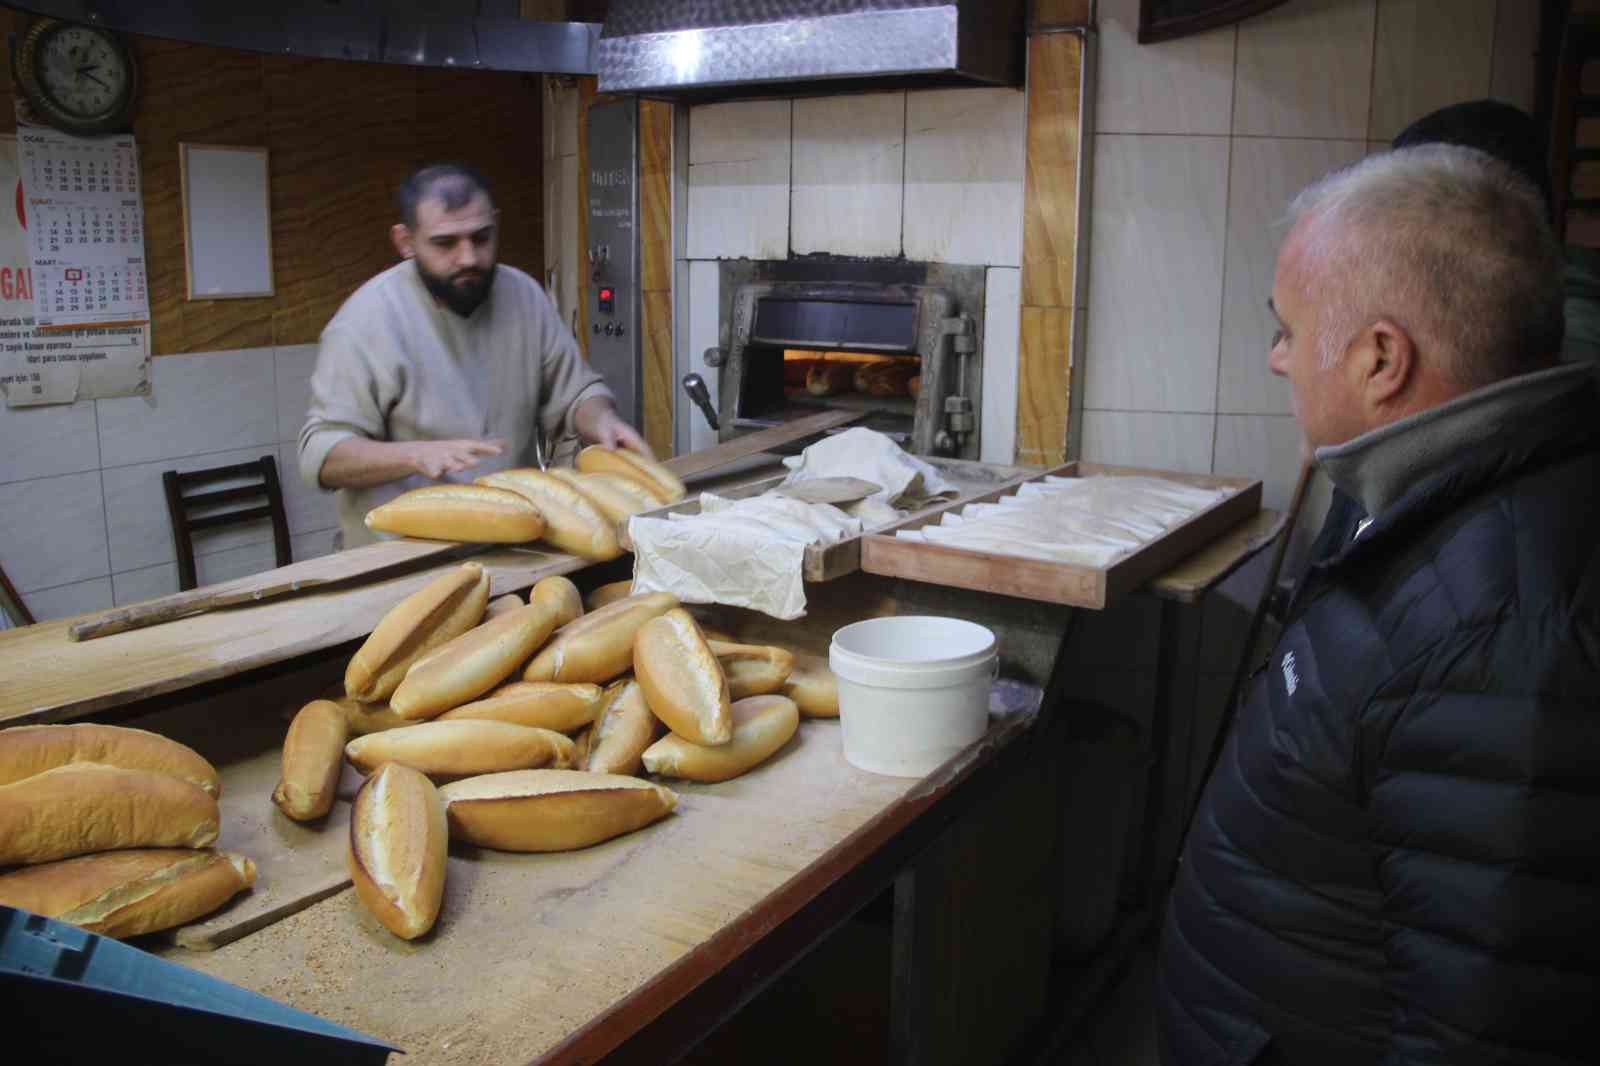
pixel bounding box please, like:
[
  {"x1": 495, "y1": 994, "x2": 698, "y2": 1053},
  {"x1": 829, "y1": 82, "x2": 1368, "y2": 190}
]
[{"x1": 13, "y1": 18, "x2": 139, "y2": 135}]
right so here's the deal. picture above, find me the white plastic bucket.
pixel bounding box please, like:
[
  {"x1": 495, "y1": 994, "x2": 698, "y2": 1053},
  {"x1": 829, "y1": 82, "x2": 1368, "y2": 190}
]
[{"x1": 829, "y1": 616, "x2": 998, "y2": 777}]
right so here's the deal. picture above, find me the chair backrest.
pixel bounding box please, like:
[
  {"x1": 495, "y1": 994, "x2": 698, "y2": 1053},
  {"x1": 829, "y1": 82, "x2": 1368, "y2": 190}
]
[{"x1": 161, "y1": 455, "x2": 292, "y2": 591}]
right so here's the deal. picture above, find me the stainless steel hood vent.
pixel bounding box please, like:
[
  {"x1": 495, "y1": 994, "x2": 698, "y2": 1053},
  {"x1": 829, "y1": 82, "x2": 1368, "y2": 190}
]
[{"x1": 597, "y1": 0, "x2": 1024, "y2": 101}]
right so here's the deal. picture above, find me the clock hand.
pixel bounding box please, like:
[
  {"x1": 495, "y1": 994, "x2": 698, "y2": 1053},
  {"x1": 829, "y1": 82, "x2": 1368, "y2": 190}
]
[{"x1": 80, "y1": 71, "x2": 110, "y2": 90}]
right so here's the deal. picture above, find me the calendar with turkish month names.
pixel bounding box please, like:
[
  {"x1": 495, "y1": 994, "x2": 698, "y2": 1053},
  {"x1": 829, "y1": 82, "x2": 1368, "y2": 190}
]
[{"x1": 16, "y1": 127, "x2": 150, "y2": 328}]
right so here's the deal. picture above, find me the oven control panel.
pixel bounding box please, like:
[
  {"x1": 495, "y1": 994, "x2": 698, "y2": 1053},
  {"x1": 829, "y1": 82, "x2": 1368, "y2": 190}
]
[{"x1": 585, "y1": 98, "x2": 640, "y2": 425}]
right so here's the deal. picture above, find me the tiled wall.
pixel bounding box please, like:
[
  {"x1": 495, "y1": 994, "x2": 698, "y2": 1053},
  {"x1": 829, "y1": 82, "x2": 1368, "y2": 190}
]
[
  {"x1": 1074, "y1": 0, "x2": 1540, "y2": 826},
  {"x1": 0, "y1": 345, "x2": 337, "y2": 625},
  {"x1": 675, "y1": 87, "x2": 1030, "y2": 462}
]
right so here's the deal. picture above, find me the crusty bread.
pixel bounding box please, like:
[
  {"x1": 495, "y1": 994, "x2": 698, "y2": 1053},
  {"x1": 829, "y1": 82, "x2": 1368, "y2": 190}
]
[
  {"x1": 0, "y1": 723, "x2": 220, "y2": 797},
  {"x1": 438, "y1": 769, "x2": 675, "y2": 852},
  {"x1": 708, "y1": 640, "x2": 796, "y2": 700},
  {"x1": 391, "y1": 600, "x2": 563, "y2": 720},
  {"x1": 0, "y1": 764, "x2": 220, "y2": 866},
  {"x1": 782, "y1": 652, "x2": 839, "y2": 718},
  {"x1": 484, "y1": 593, "x2": 524, "y2": 622},
  {"x1": 273, "y1": 700, "x2": 347, "y2": 822},
  {"x1": 571, "y1": 726, "x2": 593, "y2": 768},
  {"x1": 345, "y1": 720, "x2": 575, "y2": 779},
  {"x1": 436, "y1": 681, "x2": 605, "y2": 734},
  {"x1": 523, "y1": 591, "x2": 678, "y2": 685},
  {"x1": 333, "y1": 697, "x2": 414, "y2": 736},
  {"x1": 585, "y1": 579, "x2": 632, "y2": 612},
  {"x1": 575, "y1": 445, "x2": 686, "y2": 503},
  {"x1": 364, "y1": 484, "x2": 546, "y2": 543},
  {"x1": 349, "y1": 763, "x2": 447, "y2": 940},
  {"x1": 585, "y1": 679, "x2": 660, "y2": 777},
  {"x1": 806, "y1": 361, "x2": 853, "y2": 396},
  {"x1": 642, "y1": 695, "x2": 799, "y2": 783},
  {"x1": 548, "y1": 468, "x2": 655, "y2": 525},
  {"x1": 345, "y1": 563, "x2": 490, "y2": 702},
  {"x1": 634, "y1": 609, "x2": 732, "y2": 746},
  {"x1": 476, "y1": 468, "x2": 622, "y2": 560},
  {"x1": 0, "y1": 848, "x2": 255, "y2": 939},
  {"x1": 530, "y1": 575, "x2": 583, "y2": 627}
]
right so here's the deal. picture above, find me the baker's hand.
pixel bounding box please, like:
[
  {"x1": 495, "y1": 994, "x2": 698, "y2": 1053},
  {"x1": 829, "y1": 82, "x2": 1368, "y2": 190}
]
[
  {"x1": 574, "y1": 395, "x2": 656, "y2": 460},
  {"x1": 406, "y1": 438, "x2": 505, "y2": 479}
]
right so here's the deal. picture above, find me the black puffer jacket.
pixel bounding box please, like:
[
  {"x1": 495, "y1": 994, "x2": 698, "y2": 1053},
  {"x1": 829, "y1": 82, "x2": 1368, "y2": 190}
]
[{"x1": 1158, "y1": 379, "x2": 1600, "y2": 1065}]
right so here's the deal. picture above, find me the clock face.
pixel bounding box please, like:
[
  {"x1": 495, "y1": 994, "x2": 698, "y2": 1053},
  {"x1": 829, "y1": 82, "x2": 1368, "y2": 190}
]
[{"x1": 37, "y1": 25, "x2": 130, "y2": 121}]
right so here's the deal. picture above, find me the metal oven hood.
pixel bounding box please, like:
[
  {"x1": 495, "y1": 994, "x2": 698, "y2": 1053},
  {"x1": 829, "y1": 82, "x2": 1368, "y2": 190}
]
[{"x1": 597, "y1": 0, "x2": 1024, "y2": 101}]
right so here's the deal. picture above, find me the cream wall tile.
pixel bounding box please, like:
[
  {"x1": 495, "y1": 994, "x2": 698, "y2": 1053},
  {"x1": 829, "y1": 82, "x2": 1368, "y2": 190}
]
[
  {"x1": 1094, "y1": 0, "x2": 1236, "y2": 135},
  {"x1": 904, "y1": 88, "x2": 1027, "y2": 266},
  {"x1": 112, "y1": 562, "x2": 177, "y2": 606},
  {"x1": 102, "y1": 445, "x2": 282, "y2": 573},
  {"x1": 687, "y1": 260, "x2": 722, "y2": 455},
  {"x1": 1490, "y1": 0, "x2": 1540, "y2": 117},
  {"x1": 1084, "y1": 135, "x2": 1229, "y2": 413},
  {"x1": 278, "y1": 442, "x2": 339, "y2": 536},
  {"x1": 981, "y1": 267, "x2": 1022, "y2": 465},
  {"x1": 96, "y1": 348, "x2": 278, "y2": 468},
  {"x1": 292, "y1": 528, "x2": 338, "y2": 563},
  {"x1": 0, "y1": 400, "x2": 100, "y2": 484},
  {"x1": 1212, "y1": 413, "x2": 1305, "y2": 510},
  {"x1": 111, "y1": 540, "x2": 281, "y2": 605},
  {"x1": 0, "y1": 471, "x2": 108, "y2": 591},
  {"x1": 687, "y1": 100, "x2": 791, "y2": 260},
  {"x1": 16, "y1": 577, "x2": 113, "y2": 623},
  {"x1": 791, "y1": 92, "x2": 905, "y2": 257},
  {"x1": 1234, "y1": 0, "x2": 1377, "y2": 139},
  {"x1": 1078, "y1": 411, "x2": 1215, "y2": 475},
  {"x1": 1371, "y1": 0, "x2": 1496, "y2": 142},
  {"x1": 1218, "y1": 138, "x2": 1366, "y2": 416},
  {"x1": 274, "y1": 343, "x2": 319, "y2": 443}
]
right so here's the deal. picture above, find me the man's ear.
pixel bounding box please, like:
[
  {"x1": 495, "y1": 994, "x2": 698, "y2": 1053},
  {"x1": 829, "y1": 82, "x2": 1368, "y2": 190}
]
[
  {"x1": 391, "y1": 223, "x2": 415, "y2": 260},
  {"x1": 1355, "y1": 317, "x2": 1414, "y2": 412}
]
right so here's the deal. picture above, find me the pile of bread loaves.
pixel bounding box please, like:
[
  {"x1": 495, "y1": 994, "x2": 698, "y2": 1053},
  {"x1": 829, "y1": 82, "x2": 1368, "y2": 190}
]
[
  {"x1": 363, "y1": 445, "x2": 687, "y2": 552},
  {"x1": 0, "y1": 725, "x2": 255, "y2": 938},
  {"x1": 276, "y1": 562, "x2": 839, "y2": 941}
]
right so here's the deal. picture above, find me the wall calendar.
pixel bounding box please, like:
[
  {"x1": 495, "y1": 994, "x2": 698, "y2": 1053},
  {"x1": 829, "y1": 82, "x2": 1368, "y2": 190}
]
[{"x1": 16, "y1": 127, "x2": 150, "y2": 328}]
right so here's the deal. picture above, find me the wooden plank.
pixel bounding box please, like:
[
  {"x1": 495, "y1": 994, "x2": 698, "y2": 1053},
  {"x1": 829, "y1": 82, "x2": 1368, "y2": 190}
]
[
  {"x1": 1148, "y1": 508, "x2": 1285, "y2": 604},
  {"x1": 663, "y1": 409, "x2": 866, "y2": 481},
  {"x1": 861, "y1": 463, "x2": 1261, "y2": 610},
  {"x1": 0, "y1": 547, "x2": 585, "y2": 728},
  {"x1": 66, "y1": 539, "x2": 480, "y2": 641}
]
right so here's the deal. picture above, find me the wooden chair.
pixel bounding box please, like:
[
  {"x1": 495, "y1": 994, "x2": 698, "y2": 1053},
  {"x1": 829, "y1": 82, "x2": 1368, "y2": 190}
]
[{"x1": 162, "y1": 455, "x2": 292, "y2": 591}]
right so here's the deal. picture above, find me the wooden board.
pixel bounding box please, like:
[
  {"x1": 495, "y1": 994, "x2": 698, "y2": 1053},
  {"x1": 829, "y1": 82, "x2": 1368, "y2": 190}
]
[
  {"x1": 621, "y1": 458, "x2": 1037, "y2": 584},
  {"x1": 861, "y1": 462, "x2": 1262, "y2": 610},
  {"x1": 666, "y1": 408, "x2": 865, "y2": 481},
  {"x1": 1149, "y1": 508, "x2": 1285, "y2": 604},
  {"x1": 156, "y1": 713, "x2": 1012, "y2": 1064},
  {"x1": 0, "y1": 547, "x2": 586, "y2": 728}
]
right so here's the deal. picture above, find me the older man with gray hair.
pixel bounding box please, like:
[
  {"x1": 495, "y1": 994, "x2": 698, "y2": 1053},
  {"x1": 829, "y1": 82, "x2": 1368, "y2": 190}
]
[{"x1": 1158, "y1": 144, "x2": 1600, "y2": 1065}]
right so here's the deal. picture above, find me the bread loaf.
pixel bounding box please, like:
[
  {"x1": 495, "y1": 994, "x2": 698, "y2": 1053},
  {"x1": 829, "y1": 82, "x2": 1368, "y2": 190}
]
[
  {"x1": 585, "y1": 679, "x2": 660, "y2": 777},
  {"x1": 436, "y1": 681, "x2": 605, "y2": 734},
  {"x1": 575, "y1": 445, "x2": 686, "y2": 503},
  {"x1": 530, "y1": 575, "x2": 583, "y2": 627},
  {"x1": 476, "y1": 468, "x2": 622, "y2": 560},
  {"x1": 708, "y1": 640, "x2": 796, "y2": 700},
  {"x1": 641, "y1": 695, "x2": 800, "y2": 783},
  {"x1": 549, "y1": 468, "x2": 655, "y2": 524},
  {"x1": 438, "y1": 769, "x2": 676, "y2": 852},
  {"x1": 852, "y1": 361, "x2": 917, "y2": 397},
  {"x1": 391, "y1": 600, "x2": 563, "y2": 720},
  {"x1": 0, "y1": 764, "x2": 220, "y2": 866},
  {"x1": 908, "y1": 374, "x2": 921, "y2": 399},
  {"x1": 0, "y1": 723, "x2": 220, "y2": 797},
  {"x1": 349, "y1": 763, "x2": 447, "y2": 940},
  {"x1": 345, "y1": 720, "x2": 575, "y2": 779},
  {"x1": 523, "y1": 591, "x2": 678, "y2": 685},
  {"x1": 345, "y1": 563, "x2": 490, "y2": 702},
  {"x1": 634, "y1": 608, "x2": 732, "y2": 746},
  {"x1": 484, "y1": 593, "x2": 524, "y2": 622},
  {"x1": 0, "y1": 849, "x2": 255, "y2": 939},
  {"x1": 365, "y1": 484, "x2": 546, "y2": 543},
  {"x1": 571, "y1": 726, "x2": 593, "y2": 768},
  {"x1": 273, "y1": 700, "x2": 347, "y2": 822},
  {"x1": 334, "y1": 697, "x2": 414, "y2": 736},
  {"x1": 585, "y1": 579, "x2": 632, "y2": 612},
  {"x1": 782, "y1": 652, "x2": 840, "y2": 717},
  {"x1": 806, "y1": 361, "x2": 853, "y2": 396}
]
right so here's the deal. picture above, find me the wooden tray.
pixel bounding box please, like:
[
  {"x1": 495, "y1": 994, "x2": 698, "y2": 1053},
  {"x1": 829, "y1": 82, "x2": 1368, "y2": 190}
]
[
  {"x1": 620, "y1": 459, "x2": 1035, "y2": 583},
  {"x1": 860, "y1": 462, "x2": 1262, "y2": 610}
]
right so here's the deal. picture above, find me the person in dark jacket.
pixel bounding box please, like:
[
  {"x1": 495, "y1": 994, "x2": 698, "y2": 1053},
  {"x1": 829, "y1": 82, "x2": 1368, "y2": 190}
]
[{"x1": 1158, "y1": 143, "x2": 1600, "y2": 1065}]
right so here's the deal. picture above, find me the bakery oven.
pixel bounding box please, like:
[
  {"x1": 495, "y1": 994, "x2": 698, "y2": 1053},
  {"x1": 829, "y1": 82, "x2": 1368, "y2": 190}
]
[{"x1": 703, "y1": 262, "x2": 987, "y2": 460}]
